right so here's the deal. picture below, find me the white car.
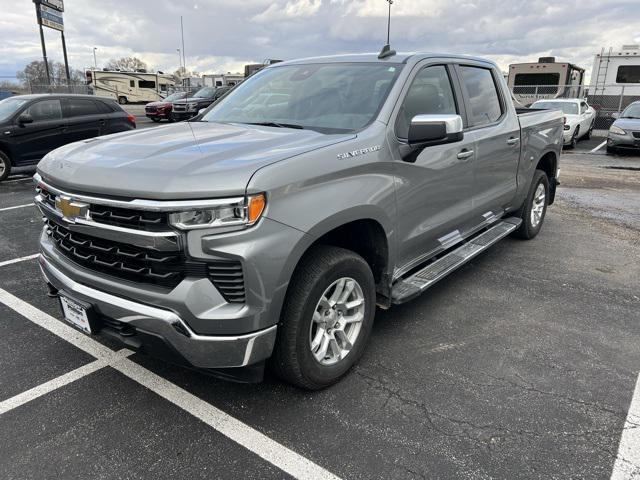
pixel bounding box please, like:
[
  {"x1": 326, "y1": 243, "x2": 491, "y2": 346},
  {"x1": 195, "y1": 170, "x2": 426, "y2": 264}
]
[{"x1": 531, "y1": 99, "x2": 596, "y2": 148}]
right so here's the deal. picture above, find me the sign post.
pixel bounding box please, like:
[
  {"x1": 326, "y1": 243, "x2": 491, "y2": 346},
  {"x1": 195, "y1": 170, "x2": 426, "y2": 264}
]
[{"x1": 33, "y1": 0, "x2": 69, "y2": 86}]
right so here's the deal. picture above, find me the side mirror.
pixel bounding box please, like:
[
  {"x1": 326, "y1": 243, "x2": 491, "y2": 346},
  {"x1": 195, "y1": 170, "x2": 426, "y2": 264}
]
[
  {"x1": 198, "y1": 108, "x2": 206, "y2": 116},
  {"x1": 18, "y1": 113, "x2": 33, "y2": 125},
  {"x1": 408, "y1": 114, "x2": 463, "y2": 146},
  {"x1": 612, "y1": 112, "x2": 619, "y2": 119}
]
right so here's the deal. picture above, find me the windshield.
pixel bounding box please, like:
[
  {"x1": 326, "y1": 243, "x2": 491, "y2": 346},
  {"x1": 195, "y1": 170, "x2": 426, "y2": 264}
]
[
  {"x1": 0, "y1": 97, "x2": 30, "y2": 121},
  {"x1": 533, "y1": 101, "x2": 579, "y2": 115},
  {"x1": 163, "y1": 92, "x2": 186, "y2": 102},
  {"x1": 192, "y1": 87, "x2": 216, "y2": 99},
  {"x1": 621, "y1": 103, "x2": 640, "y2": 118},
  {"x1": 201, "y1": 63, "x2": 403, "y2": 133}
]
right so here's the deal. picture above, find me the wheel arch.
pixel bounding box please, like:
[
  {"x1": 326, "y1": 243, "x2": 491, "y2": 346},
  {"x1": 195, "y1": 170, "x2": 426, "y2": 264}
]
[{"x1": 535, "y1": 150, "x2": 558, "y2": 205}]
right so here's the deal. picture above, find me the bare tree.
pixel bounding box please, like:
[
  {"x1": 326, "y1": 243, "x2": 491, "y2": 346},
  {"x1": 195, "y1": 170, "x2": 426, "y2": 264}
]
[
  {"x1": 104, "y1": 57, "x2": 149, "y2": 72},
  {"x1": 17, "y1": 60, "x2": 84, "y2": 87}
]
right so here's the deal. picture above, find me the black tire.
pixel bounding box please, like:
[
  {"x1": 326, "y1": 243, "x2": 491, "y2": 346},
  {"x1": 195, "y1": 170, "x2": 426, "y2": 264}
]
[
  {"x1": 606, "y1": 146, "x2": 617, "y2": 155},
  {"x1": 0, "y1": 150, "x2": 12, "y2": 182},
  {"x1": 513, "y1": 169, "x2": 550, "y2": 240},
  {"x1": 270, "y1": 245, "x2": 376, "y2": 390},
  {"x1": 584, "y1": 121, "x2": 594, "y2": 140},
  {"x1": 567, "y1": 127, "x2": 579, "y2": 149},
  {"x1": 118, "y1": 96, "x2": 128, "y2": 105}
]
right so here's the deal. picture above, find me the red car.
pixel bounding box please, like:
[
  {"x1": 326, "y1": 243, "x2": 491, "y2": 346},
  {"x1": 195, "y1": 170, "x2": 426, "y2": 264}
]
[{"x1": 145, "y1": 92, "x2": 187, "y2": 122}]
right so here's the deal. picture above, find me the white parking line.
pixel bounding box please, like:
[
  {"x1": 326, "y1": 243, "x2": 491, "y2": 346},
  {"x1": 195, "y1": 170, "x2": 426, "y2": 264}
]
[
  {"x1": 590, "y1": 140, "x2": 607, "y2": 153},
  {"x1": 0, "y1": 203, "x2": 34, "y2": 212},
  {"x1": 0, "y1": 254, "x2": 40, "y2": 268},
  {"x1": 0, "y1": 349, "x2": 133, "y2": 416},
  {"x1": 1, "y1": 177, "x2": 32, "y2": 185},
  {"x1": 0, "y1": 287, "x2": 342, "y2": 480},
  {"x1": 611, "y1": 373, "x2": 640, "y2": 479}
]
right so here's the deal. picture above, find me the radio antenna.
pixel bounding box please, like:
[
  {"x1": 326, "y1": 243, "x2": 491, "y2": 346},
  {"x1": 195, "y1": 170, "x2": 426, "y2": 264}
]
[
  {"x1": 386, "y1": 0, "x2": 393, "y2": 45},
  {"x1": 378, "y1": 0, "x2": 396, "y2": 59}
]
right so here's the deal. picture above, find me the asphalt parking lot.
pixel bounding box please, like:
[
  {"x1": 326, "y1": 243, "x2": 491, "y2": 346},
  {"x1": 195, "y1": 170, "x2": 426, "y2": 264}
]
[{"x1": 1, "y1": 137, "x2": 639, "y2": 479}]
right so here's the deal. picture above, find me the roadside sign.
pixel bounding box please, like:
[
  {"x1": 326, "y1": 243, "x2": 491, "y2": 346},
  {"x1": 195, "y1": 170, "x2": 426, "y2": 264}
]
[
  {"x1": 40, "y1": 0, "x2": 64, "y2": 12},
  {"x1": 38, "y1": 4, "x2": 64, "y2": 31}
]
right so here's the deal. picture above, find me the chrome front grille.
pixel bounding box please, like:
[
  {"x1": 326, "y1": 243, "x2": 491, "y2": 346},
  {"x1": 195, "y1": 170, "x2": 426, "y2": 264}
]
[{"x1": 46, "y1": 220, "x2": 207, "y2": 288}]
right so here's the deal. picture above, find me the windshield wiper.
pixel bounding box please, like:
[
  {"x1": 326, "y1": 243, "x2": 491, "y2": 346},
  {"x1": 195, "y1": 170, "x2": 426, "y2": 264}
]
[
  {"x1": 243, "y1": 122, "x2": 305, "y2": 130},
  {"x1": 621, "y1": 116, "x2": 640, "y2": 119}
]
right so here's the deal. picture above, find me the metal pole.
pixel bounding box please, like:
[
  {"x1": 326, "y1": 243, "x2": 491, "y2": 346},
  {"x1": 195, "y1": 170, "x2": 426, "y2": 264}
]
[
  {"x1": 34, "y1": 1, "x2": 51, "y2": 86},
  {"x1": 180, "y1": 16, "x2": 186, "y2": 73},
  {"x1": 61, "y1": 31, "x2": 71, "y2": 88},
  {"x1": 177, "y1": 49, "x2": 182, "y2": 72},
  {"x1": 617, "y1": 85, "x2": 625, "y2": 115},
  {"x1": 386, "y1": 0, "x2": 392, "y2": 45},
  {"x1": 93, "y1": 47, "x2": 97, "y2": 69}
]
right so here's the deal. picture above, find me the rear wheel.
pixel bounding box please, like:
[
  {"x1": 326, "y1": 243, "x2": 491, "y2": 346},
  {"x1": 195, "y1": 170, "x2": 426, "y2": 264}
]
[
  {"x1": 118, "y1": 96, "x2": 128, "y2": 105},
  {"x1": 513, "y1": 169, "x2": 549, "y2": 240},
  {"x1": 0, "y1": 151, "x2": 12, "y2": 182},
  {"x1": 270, "y1": 245, "x2": 376, "y2": 390}
]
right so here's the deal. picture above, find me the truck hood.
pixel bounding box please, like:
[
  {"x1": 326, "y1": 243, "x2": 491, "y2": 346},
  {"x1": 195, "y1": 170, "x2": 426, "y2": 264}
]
[{"x1": 37, "y1": 121, "x2": 353, "y2": 199}]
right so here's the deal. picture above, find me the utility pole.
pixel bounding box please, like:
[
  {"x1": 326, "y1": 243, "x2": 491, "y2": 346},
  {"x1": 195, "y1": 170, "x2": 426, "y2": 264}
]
[
  {"x1": 386, "y1": 0, "x2": 393, "y2": 45},
  {"x1": 61, "y1": 30, "x2": 71, "y2": 84},
  {"x1": 177, "y1": 48, "x2": 182, "y2": 72},
  {"x1": 34, "y1": 1, "x2": 51, "y2": 85},
  {"x1": 93, "y1": 47, "x2": 97, "y2": 69}
]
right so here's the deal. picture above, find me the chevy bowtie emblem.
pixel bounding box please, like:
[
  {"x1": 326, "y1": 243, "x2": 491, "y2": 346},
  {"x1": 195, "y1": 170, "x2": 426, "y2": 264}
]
[{"x1": 55, "y1": 195, "x2": 89, "y2": 221}]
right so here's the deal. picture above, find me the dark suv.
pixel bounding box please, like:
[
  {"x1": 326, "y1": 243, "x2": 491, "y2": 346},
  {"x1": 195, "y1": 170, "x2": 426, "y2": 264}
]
[
  {"x1": 0, "y1": 94, "x2": 136, "y2": 181},
  {"x1": 171, "y1": 86, "x2": 232, "y2": 121}
]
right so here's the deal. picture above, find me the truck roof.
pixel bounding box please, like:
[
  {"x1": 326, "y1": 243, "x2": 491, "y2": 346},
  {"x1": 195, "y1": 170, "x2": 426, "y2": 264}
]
[{"x1": 272, "y1": 52, "x2": 498, "y2": 68}]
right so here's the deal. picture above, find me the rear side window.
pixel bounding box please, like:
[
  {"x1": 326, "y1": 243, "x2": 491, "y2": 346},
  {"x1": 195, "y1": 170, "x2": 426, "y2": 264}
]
[
  {"x1": 396, "y1": 65, "x2": 458, "y2": 139},
  {"x1": 139, "y1": 80, "x2": 156, "y2": 89},
  {"x1": 459, "y1": 66, "x2": 503, "y2": 127},
  {"x1": 25, "y1": 99, "x2": 63, "y2": 122},
  {"x1": 66, "y1": 99, "x2": 101, "y2": 117},
  {"x1": 95, "y1": 101, "x2": 113, "y2": 114}
]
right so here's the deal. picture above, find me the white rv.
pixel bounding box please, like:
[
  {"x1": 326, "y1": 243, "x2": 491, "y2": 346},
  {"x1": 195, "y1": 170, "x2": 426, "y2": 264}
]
[
  {"x1": 589, "y1": 45, "x2": 640, "y2": 113},
  {"x1": 86, "y1": 70, "x2": 175, "y2": 104},
  {"x1": 202, "y1": 73, "x2": 244, "y2": 88},
  {"x1": 507, "y1": 57, "x2": 585, "y2": 106}
]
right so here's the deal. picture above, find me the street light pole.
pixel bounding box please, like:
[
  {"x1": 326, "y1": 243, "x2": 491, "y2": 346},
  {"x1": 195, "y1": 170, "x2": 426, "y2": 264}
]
[
  {"x1": 93, "y1": 47, "x2": 97, "y2": 69},
  {"x1": 177, "y1": 48, "x2": 182, "y2": 72}
]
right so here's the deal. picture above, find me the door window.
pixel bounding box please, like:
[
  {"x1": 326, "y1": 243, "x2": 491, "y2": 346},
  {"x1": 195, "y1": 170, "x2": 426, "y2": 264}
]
[
  {"x1": 65, "y1": 99, "x2": 101, "y2": 118},
  {"x1": 395, "y1": 65, "x2": 458, "y2": 139},
  {"x1": 460, "y1": 66, "x2": 503, "y2": 127},
  {"x1": 25, "y1": 99, "x2": 63, "y2": 122}
]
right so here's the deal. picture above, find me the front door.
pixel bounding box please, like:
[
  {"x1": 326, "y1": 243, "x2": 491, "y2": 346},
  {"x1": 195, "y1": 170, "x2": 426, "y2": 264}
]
[
  {"x1": 391, "y1": 63, "x2": 477, "y2": 274},
  {"x1": 10, "y1": 99, "x2": 66, "y2": 164}
]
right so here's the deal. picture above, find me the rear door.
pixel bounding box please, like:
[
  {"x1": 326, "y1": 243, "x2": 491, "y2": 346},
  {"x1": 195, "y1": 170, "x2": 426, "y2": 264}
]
[
  {"x1": 62, "y1": 98, "x2": 105, "y2": 142},
  {"x1": 391, "y1": 62, "x2": 477, "y2": 273},
  {"x1": 455, "y1": 63, "x2": 520, "y2": 219},
  {"x1": 10, "y1": 98, "x2": 66, "y2": 164}
]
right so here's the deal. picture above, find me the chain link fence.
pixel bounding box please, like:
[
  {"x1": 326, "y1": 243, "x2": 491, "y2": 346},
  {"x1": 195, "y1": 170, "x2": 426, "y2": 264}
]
[{"x1": 509, "y1": 84, "x2": 640, "y2": 130}]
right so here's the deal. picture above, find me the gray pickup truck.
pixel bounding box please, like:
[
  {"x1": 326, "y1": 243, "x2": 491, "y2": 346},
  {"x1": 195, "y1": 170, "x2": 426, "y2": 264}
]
[{"x1": 34, "y1": 52, "x2": 563, "y2": 389}]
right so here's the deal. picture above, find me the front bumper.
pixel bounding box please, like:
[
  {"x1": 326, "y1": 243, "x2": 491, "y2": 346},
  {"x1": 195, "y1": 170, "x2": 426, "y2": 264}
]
[
  {"x1": 171, "y1": 111, "x2": 196, "y2": 121},
  {"x1": 562, "y1": 128, "x2": 574, "y2": 144},
  {"x1": 607, "y1": 132, "x2": 640, "y2": 150},
  {"x1": 39, "y1": 254, "x2": 277, "y2": 369},
  {"x1": 145, "y1": 111, "x2": 171, "y2": 119}
]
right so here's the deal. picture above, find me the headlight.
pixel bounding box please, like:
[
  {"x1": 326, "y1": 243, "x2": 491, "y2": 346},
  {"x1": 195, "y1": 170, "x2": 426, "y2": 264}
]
[
  {"x1": 609, "y1": 125, "x2": 626, "y2": 135},
  {"x1": 168, "y1": 194, "x2": 266, "y2": 230}
]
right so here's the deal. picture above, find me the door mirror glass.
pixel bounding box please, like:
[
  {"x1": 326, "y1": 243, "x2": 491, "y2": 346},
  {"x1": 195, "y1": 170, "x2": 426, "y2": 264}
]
[
  {"x1": 612, "y1": 112, "x2": 619, "y2": 119},
  {"x1": 198, "y1": 108, "x2": 206, "y2": 116},
  {"x1": 408, "y1": 114, "x2": 463, "y2": 146},
  {"x1": 17, "y1": 113, "x2": 33, "y2": 125}
]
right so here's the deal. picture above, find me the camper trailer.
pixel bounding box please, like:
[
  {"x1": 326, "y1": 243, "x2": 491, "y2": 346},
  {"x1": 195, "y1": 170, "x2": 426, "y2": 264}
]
[
  {"x1": 86, "y1": 70, "x2": 175, "y2": 104},
  {"x1": 589, "y1": 45, "x2": 640, "y2": 126},
  {"x1": 507, "y1": 57, "x2": 585, "y2": 106}
]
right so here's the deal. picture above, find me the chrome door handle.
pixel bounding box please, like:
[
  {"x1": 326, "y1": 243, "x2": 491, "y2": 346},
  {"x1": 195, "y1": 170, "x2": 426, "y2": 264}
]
[
  {"x1": 507, "y1": 137, "x2": 520, "y2": 146},
  {"x1": 457, "y1": 149, "x2": 474, "y2": 160}
]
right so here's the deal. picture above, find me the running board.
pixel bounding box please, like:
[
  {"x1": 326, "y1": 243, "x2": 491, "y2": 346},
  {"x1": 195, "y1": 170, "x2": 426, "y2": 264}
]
[{"x1": 391, "y1": 217, "x2": 522, "y2": 304}]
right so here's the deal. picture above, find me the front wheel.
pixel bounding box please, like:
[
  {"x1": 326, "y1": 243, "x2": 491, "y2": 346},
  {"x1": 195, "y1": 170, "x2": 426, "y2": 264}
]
[
  {"x1": 584, "y1": 121, "x2": 594, "y2": 140},
  {"x1": 270, "y1": 245, "x2": 376, "y2": 390},
  {"x1": 513, "y1": 169, "x2": 549, "y2": 240},
  {"x1": 0, "y1": 150, "x2": 12, "y2": 182}
]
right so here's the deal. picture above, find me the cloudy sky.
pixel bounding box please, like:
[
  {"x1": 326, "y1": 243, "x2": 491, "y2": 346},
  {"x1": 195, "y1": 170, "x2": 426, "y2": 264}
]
[{"x1": 1, "y1": 0, "x2": 639, "y2": 81}]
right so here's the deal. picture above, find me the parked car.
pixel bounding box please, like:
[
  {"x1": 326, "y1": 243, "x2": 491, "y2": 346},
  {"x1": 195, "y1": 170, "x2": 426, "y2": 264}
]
[
  {"x1": 34, "y1": 52, "x2": 563, "y2": 389},
  {"x1": 144, "y1": 91, "x2": 187, "y2": 122},
  {"x1": 0, "y1": 94, "x2": 135, "y2": 181},
  {"x1": 531, "y1": 98, "x2": 596, "y2": 148},
  {"x1": 607, "y1": 101, "x2": 640, "y2": 154},
  {"x1": 171, "y1": 86, "x2": 232, "y2": 121}
]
